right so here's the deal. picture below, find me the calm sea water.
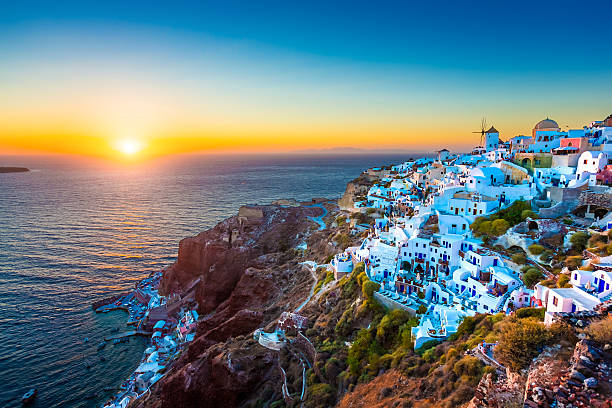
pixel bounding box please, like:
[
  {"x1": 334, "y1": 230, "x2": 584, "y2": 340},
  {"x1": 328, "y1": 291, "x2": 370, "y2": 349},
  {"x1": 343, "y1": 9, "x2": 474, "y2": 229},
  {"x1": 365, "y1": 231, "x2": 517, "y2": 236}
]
[{"x1": 0, "y1": 152, "x2": 415, "y2": 408}]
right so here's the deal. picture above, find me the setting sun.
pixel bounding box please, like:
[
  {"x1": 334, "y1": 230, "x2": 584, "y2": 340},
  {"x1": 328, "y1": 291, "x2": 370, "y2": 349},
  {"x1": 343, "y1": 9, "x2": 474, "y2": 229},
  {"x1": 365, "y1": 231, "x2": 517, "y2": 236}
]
[{"x1": 115, "y1": 139, "x2": 144, "y2": 156}]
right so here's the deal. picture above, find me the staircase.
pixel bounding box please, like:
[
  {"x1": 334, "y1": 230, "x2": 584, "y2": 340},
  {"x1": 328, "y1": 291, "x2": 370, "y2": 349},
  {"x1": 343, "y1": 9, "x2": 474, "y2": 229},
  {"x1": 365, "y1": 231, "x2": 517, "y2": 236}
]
[
  {"x1": 494, "y1": 291, "x2": 512, "y2": 313},
  {"x1": 600, "y1": 291, "x2": 612, "y2": 303}
]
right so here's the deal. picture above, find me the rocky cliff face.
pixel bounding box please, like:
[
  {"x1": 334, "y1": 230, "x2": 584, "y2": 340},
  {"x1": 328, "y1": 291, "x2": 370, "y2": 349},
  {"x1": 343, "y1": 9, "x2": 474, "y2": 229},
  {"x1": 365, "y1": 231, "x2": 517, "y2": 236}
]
[
  {"x1": 134, "y1": 338, "x2": 281, "y2": 408},
  {"x1": 338, "y1": 173, "x2": 377, "y2": 211},
  {"x1": 469, "y1": 339, "x2": 612, "y2": 408},
  {"x1": 159, "y1": 205, "x2": 318, "y2": 314},
  {"x1": 133, "y1": 204, "x2": 329, "y2": 408}
]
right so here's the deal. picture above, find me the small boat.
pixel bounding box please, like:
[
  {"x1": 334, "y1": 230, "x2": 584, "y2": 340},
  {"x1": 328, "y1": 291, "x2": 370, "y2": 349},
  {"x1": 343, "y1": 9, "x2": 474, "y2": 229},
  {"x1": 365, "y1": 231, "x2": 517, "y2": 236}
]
[
  {"x1": 22, "y1": 388, "x2": 37, "y2": 404},
  {"x1": 84, "y1": 337, "x2": 89, "y2": 343},
  {"x1": 97, "y1": 342, "x2": 106, "y2": 350}
]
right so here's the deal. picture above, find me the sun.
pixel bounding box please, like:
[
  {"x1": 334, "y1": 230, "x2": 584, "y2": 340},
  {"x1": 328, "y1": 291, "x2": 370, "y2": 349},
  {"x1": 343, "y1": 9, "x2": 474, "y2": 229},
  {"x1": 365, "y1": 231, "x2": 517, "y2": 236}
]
[{"x1": 115, "y1": 139, "x2": 144, "y2": 156}]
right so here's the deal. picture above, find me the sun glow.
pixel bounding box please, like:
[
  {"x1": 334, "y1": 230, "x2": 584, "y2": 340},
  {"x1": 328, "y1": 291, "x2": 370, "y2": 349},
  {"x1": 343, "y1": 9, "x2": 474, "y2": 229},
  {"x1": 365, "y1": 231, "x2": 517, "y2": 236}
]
[{"x1": 115, "y1": 139, "x2": 144, "y2": 156}]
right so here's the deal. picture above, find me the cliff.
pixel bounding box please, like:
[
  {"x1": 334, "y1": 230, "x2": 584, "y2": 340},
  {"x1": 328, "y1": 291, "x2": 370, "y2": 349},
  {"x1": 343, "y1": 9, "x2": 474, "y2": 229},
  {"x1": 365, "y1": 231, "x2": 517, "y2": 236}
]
[
  {"x1": 133, "y1": 203, "x2": 332, "y2": 408},
  {"x1": 338, "y1": 173, "x2": 377, "y2": 211},
  {"x1": 159, "y1": 205, "x2": 320, "y2": 315}
]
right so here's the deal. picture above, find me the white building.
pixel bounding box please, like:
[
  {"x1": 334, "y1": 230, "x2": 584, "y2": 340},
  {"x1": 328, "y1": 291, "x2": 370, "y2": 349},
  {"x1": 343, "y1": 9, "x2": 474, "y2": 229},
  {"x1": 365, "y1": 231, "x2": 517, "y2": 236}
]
[{"x1": 576, "y1": 151, "x2": 608, "y2": 179}]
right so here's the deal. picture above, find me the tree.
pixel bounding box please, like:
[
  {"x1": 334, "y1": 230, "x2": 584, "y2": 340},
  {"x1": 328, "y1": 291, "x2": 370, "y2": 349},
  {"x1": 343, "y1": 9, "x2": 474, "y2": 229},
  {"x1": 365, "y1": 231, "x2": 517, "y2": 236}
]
[
  {"x1": 417, "y1": 304, "x2": 427, "y2": 314},
  {"x1": 522, "y1": 268, "x2": 543, "y2": 288},
  {"x1": 570, "y1": 231, "x2": 590, "y2": 252},
  {"x1": 491, "y1": 219, "x2": 510, "y2": 236}
]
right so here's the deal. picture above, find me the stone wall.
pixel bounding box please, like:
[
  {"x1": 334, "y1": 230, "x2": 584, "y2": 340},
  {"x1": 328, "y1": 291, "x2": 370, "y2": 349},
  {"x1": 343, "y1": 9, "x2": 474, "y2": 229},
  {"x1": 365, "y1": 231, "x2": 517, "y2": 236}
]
[{"x1": 373, "y1": 292, "x2": 417, "y2": 315}]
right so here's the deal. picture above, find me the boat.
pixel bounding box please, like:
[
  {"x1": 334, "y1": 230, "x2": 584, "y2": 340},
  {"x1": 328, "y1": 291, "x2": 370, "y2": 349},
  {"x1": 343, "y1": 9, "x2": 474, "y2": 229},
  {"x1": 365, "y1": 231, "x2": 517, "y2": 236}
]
[
  {"x1": 97, "y1": 342, "x2": 106, "y2": 350},
  {"x1": 21, "y1": 388, "x2": 37, "y2": 404}
]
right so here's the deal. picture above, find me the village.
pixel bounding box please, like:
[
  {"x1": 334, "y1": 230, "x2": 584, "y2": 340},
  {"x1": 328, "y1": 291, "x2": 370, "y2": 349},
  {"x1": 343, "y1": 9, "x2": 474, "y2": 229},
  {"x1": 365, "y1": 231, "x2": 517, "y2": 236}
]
[
  {"x1": 96, "y1": 271, "x2": 200, "y2": 408},
  {"x1": 329, "y1": 115, "x2": 612, "y2": 349}
]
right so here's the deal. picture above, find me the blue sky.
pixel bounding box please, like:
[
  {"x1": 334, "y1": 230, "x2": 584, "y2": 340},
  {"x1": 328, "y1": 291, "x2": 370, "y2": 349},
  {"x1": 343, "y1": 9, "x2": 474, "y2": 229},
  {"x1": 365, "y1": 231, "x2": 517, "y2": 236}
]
[{"x1": 1, "y1": 0, "x2": 611, "y2": 155}]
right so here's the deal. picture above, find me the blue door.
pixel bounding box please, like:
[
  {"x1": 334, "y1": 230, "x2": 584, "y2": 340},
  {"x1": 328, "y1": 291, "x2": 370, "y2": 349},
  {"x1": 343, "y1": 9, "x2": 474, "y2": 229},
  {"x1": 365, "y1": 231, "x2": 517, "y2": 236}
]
[{"x1": 599, "y1": 279, "x2": 605, "y2": 293}]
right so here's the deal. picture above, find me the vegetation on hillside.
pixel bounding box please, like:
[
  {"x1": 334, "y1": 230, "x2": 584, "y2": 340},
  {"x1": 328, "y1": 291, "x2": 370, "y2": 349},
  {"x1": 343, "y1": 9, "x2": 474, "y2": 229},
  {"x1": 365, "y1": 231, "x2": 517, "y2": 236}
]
[{"x1": 471, "y1": 200, "x2": 532, "y2": 239}]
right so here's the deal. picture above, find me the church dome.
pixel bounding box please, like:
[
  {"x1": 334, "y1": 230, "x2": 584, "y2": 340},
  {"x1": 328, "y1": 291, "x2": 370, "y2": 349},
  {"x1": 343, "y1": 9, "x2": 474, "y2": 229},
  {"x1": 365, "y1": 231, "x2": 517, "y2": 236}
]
[{"x1": 534, "y1": 118, "x2": 559, "y2": 130}]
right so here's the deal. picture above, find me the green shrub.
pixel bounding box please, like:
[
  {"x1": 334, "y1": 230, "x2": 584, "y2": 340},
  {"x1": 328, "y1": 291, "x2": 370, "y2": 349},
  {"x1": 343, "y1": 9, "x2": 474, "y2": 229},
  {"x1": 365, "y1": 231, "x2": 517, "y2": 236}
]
[
  {"x1": 512, "y1": 252, "x2": 527, "y2": 265},
  {"x1": 522, "y1": 268, "x2": 543, "y2": 288},
  {"x1": 515, "y1": 307, "x2": 545, "y2": 321},
  {"x1": 521, "y1": 210, "x2": 537, "y2": 220},
  {"x1": 415, "y1": 339, "x2": 439, "y2": 356},
  {"x1": 453, "y1": 355, "x2": 484, "y2": 378},
  {"x1": 539, "y1": 279, "x2": 556, "y2": 288},
  {"x1": 491, "y1": 219, "x2": 510, "y2": 236},
  {"x1": 306, "y1": 383, "x2": 336, "y2": 408},
  {"x1": 528, "y1": 244, "x2": 545, "y2": 255},
  {"x1": 471, "y1": 202, "x2": 532, "y2": 236},
  {"x1": 314, "y1": 271, "x2": 335, "y2": 294},
  {"x1": 496, "y1": 318, "x2": 554, "y2": 372},
  {"x1": 375, "y1": 309, "x2": 416, "y2": 349},
  {"x1": 557, "y1": 274, "x2": 570, "y2": 288},
  {"x1": 449, "y1": 315, "x2": 481, "y2": 340},
  {"x1": 540, "y1": 250, "x2": 553, "y2": 262},
  {"x1": 417, "y1": 304, "x2": 427, "y2": 314},
  {"x1": 586, "y1": 315, "x2": 612, "y2": 344},
  {"x1": 564, "y1": 256, "x2": 583, "y2": 270},
  {"x1": 570, "y1": 231, "x2": 590, "y2": 252},
  {"x1": 362, "y1": 280, "x2": 380, "y2": 300}
]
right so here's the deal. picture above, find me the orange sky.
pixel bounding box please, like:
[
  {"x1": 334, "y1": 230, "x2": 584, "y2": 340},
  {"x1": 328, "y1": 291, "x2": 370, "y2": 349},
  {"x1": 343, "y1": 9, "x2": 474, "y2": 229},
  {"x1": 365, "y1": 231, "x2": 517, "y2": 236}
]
[{"x1": 1, "y1": 20, "x2": 610, "y2": 161}]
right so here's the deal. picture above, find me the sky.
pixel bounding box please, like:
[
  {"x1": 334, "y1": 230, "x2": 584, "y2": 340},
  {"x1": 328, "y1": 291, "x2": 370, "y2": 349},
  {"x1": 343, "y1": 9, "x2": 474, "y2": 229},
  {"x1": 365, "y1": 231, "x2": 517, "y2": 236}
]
[{"x1": 1, "y1": 0, "x2": 611, "y2": 159}]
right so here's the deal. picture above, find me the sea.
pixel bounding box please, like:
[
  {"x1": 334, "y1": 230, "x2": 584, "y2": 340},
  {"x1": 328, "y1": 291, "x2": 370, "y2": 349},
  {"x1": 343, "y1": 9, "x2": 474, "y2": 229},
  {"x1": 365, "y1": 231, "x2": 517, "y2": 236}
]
[{"x1": 0, "y1": 152, "x2": 421, "y2": 408}]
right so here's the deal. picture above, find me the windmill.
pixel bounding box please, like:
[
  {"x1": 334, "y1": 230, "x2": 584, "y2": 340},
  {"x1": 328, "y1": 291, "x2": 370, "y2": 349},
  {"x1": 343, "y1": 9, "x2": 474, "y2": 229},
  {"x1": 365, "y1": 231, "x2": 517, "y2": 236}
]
[{"x1": 472, "y1": 117, "x2": 487, "y2": 147}]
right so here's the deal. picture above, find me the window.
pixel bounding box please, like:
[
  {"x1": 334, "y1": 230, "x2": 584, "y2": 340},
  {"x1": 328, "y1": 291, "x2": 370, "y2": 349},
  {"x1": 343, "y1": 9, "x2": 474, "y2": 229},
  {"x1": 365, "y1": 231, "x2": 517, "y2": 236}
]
[
  {"x1": 552, "y1": 296, "x2": 558, "y2": 306},
  {"x1": 574, "y1": 273, "x2": 577, "y2": 280},
  {"x1": 483, "y1": 305, "x2": 488, "y2": 310}
]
